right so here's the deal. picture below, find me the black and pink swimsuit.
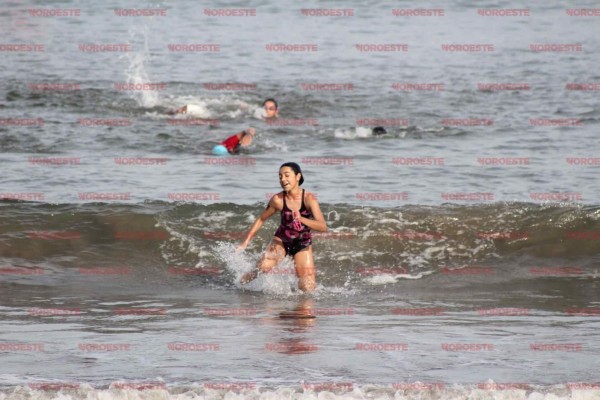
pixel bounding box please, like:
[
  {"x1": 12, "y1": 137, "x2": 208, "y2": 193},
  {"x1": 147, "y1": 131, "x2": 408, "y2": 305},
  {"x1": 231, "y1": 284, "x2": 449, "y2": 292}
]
[{"x1": 274, "y1": 189, "x2": 313, "y2": 256}]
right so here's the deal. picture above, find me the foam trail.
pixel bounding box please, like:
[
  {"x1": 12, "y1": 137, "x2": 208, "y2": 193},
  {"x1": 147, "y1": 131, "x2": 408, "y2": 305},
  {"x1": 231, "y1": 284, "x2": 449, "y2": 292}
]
[
  {"x1": 181, "y1": 103, "x2": 211, "y2": 117},
  {"x1": 333, "y1": 126, "x2": 373, "y2": 139},
  {"x1": 153, "y1": 96, "x2": 254, "y2": 119},
  {"x1": 253, "y1": 107, "x2": 267, "y2": 120}
]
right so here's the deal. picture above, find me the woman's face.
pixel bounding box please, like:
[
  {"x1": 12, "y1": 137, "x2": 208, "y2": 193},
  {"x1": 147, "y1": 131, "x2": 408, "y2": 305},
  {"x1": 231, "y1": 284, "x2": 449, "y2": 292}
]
[
  {"x1": 264, "y1": 101, "x2": 278, "y2": 119},
  {"x1": 279, "y1": 167, "x2": 299, "y2": 191}
]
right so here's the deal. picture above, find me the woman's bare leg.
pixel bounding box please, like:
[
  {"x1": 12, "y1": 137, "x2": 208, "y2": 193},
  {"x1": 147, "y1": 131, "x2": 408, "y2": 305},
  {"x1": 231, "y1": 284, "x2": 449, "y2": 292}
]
[{"x1": 294, "y1": 246, "x2": 315, "y2": 292}]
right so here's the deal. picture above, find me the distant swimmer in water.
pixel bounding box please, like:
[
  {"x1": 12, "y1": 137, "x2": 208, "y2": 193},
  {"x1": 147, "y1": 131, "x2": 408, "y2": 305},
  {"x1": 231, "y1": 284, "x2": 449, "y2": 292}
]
[
  {"x1": 261, "y1": 98, "x2": 279, "y2": 119},
  {"x1": 237, "y1": 162, "x2": 327, "y2": 292},
  {"x1": 372, "y1": 126, "x2": 387, "y2": 135},
  {"x1": 167, "y1": 104, "x2": 190, "y2": 115},
  {"x1": 212, "y1": 128, "x2": 256, "y2": 155}
]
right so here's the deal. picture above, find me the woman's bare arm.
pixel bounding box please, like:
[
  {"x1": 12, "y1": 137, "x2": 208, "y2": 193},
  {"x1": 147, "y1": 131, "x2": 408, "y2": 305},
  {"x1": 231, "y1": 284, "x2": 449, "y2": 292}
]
[
  {"x1": 299, "y1": 192, "x2": 327, "y2": 232},
  {"x1": 237, "y1": 196, "x2": 279, "y2": 250}
]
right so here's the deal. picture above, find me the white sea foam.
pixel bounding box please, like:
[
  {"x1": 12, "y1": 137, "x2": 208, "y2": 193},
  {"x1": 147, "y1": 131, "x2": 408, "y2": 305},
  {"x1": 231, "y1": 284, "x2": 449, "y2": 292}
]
[
  {"x1": 2, "y1": 381, "x2": 588, "y2": 400},
  {"x1": 333, "y1": 127, "x2": 373, "y2": 139}
]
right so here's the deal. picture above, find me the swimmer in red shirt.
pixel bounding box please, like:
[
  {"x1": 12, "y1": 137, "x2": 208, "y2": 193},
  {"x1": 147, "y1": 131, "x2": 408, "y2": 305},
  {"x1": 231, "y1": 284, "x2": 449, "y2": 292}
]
[{"x1": 213, "y1": 128, "x2": 256, "y2": 155}]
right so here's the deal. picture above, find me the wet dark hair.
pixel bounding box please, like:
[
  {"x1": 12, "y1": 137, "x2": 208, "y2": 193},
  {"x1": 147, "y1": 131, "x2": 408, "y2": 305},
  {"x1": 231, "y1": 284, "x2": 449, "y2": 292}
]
[
  {"x1": 279, "y1": 162, "x2": 304, "y2": 185},
  {"x1": 262, "y1": 98, "x2": 278, "y2": 109},
  {"x1": 372, "y1": 126, "x2": 387, "y2": 135}
]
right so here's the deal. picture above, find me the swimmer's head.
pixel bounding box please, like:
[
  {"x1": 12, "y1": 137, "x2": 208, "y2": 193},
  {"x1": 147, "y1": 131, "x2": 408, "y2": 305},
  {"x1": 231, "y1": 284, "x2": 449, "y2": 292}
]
[
  {"x1": 372, "y1": 126, "x2": 387, "y2": 135},
  {"x1": 262, "y1": 98, "x2": 278, "y2": 119},
  {"x1": 279, "y1": 162, "x2": 304, "y2": 190}
]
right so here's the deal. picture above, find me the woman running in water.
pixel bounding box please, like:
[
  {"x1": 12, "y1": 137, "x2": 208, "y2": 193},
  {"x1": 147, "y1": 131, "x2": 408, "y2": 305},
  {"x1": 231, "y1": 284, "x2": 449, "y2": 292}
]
[{"x1": 237, "y1": 162, "x2": 327, "y2": 292}]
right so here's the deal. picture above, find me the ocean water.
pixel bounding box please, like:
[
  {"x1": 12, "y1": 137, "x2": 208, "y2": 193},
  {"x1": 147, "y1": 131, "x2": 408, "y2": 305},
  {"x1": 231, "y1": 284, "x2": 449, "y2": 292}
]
[{"x1": 1, "y1": 1, "x2": 600, "y2": 399}]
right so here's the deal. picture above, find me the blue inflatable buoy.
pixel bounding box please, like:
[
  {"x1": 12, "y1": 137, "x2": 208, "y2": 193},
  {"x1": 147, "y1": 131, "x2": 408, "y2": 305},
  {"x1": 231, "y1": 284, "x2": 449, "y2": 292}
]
[{"x1": 212, "y1": 145, "x2": 229, "y2": 156}]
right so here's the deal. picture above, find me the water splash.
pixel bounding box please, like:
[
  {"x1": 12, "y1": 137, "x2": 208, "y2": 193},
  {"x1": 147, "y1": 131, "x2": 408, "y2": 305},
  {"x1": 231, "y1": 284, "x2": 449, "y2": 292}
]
[
  {"x1": 124, "y1": 26, "x2": 159, "y2": 107},
  {"x1": 214, "y1": 242, "x2": 299, "y2": 296},
  {"x1": 253, "y1": 107, "x2": 267, "y2": 120}
]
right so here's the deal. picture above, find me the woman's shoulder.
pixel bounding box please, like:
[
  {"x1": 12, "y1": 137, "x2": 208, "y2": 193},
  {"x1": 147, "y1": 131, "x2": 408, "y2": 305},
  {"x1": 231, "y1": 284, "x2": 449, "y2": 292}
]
[
  {"x1": 303, "y1": 189, "x2": 318, "y2": 203},
  {"x1": 269, "y1": 191, "x2": 285, "y2": 206}
]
